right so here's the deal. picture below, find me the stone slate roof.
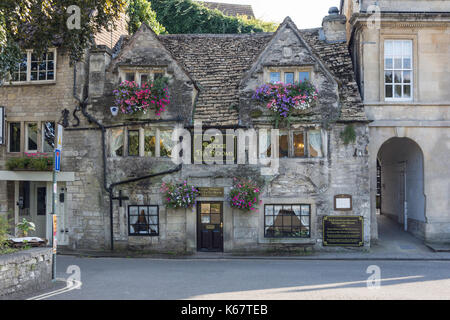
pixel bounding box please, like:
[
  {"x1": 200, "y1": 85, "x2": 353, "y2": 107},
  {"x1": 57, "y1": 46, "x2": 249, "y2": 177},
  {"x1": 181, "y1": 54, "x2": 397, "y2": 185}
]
[
  {"x1": 159, "y1": 33, "x2": 272, "y2": 125},
  {"x1": 197, "y1": 1, "x2": 255, "y2": 18},
  {"x1": 158, "y1": 28, "x2": 366, "y2": 125}
]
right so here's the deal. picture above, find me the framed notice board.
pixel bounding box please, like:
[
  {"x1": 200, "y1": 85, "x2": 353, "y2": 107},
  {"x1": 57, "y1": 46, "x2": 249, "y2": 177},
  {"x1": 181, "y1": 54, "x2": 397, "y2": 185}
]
[{"x1": 323, "y1": 216, "x2": 363, "y2": 247}]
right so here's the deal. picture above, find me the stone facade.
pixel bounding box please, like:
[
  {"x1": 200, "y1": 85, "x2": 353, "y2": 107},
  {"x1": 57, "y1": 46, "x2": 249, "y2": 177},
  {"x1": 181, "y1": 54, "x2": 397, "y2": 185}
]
[
  {"x1": 1, "y1": 12, "x2": 371, "y2": 253},
  {"x1": 0, "y1": 247, "x2": 52, "y2": 298},
  {"x1": 342, "y1": 0, "x2": 450, "y2": 242}
]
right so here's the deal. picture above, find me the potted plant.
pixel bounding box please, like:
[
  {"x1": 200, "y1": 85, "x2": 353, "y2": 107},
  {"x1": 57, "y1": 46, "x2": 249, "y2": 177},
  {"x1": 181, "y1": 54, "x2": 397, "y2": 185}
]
[
  {"x1": 16, "y1": 218, "x2": 35, "y2": 237},
  {"x1": 252, "y1": 81, "x2": 318, "y2": 127},
  {"x1": 112, "y1": 77, "x2": 170, "y2": 116},
  {"x1": 228, "y1": 178, "x2": 261, "y2": 212},
  {"x1": 161, "y1": 181, "x2": 200, "y2": 209}
]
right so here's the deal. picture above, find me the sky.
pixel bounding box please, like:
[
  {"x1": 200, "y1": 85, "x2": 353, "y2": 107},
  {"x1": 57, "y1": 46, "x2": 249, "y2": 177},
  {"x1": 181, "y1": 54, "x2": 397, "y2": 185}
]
[{"x1": 201, "y1": 0, "x2": 342, "y2": 29}]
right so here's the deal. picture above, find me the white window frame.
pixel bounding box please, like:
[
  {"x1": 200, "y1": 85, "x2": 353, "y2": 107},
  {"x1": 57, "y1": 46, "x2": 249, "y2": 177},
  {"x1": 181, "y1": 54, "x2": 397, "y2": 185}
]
[
  {"x1": 384, "y1": 39, "x2": 413, "y2": 102},
  {"x1": 8, "y1": 48, "x2": 57, "y2": 84},
  {"x1": 25, "y1": 122, "x2": 38, "y2": 152},
  {"x1": 41, "y1": 121, "x2": 56, "y2": 153},
  {"x1": 8, "y1": 122, "x2": 21, "y2": 153}
]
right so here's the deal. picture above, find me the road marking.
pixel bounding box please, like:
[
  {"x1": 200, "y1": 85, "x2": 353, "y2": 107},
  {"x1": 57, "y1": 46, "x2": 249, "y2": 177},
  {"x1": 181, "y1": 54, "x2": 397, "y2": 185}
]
[{"x1": 27, "y1": 278, "x2": 82, "y2": 300}]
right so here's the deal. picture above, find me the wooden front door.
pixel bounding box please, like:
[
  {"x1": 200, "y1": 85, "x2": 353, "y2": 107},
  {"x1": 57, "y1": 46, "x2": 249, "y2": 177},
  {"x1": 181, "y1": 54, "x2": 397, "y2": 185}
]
[{"x1": 197, "y1": 202, "x2": 223, "y2": 252}]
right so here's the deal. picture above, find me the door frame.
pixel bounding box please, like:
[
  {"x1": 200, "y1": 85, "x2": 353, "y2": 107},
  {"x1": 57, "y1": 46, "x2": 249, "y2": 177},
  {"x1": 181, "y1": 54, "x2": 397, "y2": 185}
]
[{"x1": 196, "y1": 201, "x2": 224, "y2": 252}]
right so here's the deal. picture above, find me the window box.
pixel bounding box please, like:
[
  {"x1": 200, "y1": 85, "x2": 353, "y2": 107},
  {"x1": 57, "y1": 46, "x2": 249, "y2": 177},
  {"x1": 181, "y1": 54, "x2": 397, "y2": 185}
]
[{"x1": 5, "y1": 153, "x2": 53, "y2": 171}]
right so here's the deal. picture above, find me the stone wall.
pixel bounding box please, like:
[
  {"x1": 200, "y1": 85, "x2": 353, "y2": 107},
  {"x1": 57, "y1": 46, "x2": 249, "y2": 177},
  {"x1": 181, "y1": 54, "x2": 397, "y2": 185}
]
[{"x1": 0, "y1": 247, "x2": 52, "y2": 298}]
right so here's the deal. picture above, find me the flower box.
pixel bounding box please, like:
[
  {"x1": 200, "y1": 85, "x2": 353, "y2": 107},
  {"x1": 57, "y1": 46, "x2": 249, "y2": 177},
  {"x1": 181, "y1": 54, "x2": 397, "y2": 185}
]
[{"x1": 112, "y1": 77, "x2": 170, "y2": 116}]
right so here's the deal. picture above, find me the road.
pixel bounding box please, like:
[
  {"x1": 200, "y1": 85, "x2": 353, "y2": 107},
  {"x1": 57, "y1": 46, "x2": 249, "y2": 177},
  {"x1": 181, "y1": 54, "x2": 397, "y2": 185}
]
[{"x1": 29, "y1": 256, "x2": 450, "y2": 300}]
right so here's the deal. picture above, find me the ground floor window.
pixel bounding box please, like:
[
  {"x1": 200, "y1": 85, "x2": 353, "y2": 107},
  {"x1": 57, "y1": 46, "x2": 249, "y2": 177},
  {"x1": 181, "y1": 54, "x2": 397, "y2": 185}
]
[
  {"x1": 128, "y1": 205, "x2": 159, "y2": 236},
  {"x1": 264, "y1": 204, "x2": 310, "y2": 238}
]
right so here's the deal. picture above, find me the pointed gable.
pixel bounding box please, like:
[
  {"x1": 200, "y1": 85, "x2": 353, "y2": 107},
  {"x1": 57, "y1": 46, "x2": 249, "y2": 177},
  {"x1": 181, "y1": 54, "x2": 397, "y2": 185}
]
[
  {"x1": 108, "y1": 23, "x2": 197, "y2": 90},
  {"x1": 240, "y1": 17, "x2": 338, "y2": 89}
]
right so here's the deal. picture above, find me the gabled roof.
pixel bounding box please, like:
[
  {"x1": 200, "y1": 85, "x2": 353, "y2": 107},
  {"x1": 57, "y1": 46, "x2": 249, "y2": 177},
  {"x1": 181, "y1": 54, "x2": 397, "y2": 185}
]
[
  {"x1": 159, "y1": 33, "x2": 271, "y2": 125},
  {"x1": 114, "y1": 19, "x2": 366, "y2": 125},
  {"x1": 196, "y1": 1, "x2": 255, "y2": 18}
]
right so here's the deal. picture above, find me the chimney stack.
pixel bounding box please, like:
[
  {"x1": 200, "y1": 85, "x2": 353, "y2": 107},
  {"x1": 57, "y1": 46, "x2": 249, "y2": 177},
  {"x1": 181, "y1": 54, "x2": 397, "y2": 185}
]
[{"x1": 321, "y1": 7, "x2": 347, "y2": 43}]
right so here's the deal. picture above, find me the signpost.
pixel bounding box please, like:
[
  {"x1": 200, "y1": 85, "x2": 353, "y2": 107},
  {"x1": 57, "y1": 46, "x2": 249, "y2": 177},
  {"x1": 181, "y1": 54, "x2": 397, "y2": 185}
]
[{"x1": 51, "y1": 124, "x2": 63, "y2": 281}]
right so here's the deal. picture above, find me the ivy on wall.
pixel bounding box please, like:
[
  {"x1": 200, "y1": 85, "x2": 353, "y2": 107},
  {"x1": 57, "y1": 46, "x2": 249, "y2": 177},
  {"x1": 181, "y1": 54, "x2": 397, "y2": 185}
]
[
  {"x1": 151, "y1": 0, "x2": 278, "y2": 34},
  {"x1": 340, "y1": 124, "x2": 357, "y2": 145}
]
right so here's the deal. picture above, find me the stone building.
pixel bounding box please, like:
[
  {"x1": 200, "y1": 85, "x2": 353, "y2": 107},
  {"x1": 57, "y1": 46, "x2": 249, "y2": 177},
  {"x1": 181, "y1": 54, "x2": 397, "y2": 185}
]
[
  {"x1": 0, "y1": 11, "x2": 371, "y2": 253},
  {"x1": 341, "y1": 0, "x2": 450, "y2": 243}
]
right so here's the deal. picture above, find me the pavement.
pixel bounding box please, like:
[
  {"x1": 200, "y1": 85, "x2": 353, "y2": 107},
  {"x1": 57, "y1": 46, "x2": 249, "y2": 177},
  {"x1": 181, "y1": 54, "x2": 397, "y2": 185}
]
[{"x1": 59, "y1": 215, "x2": 450, "y2": 261}]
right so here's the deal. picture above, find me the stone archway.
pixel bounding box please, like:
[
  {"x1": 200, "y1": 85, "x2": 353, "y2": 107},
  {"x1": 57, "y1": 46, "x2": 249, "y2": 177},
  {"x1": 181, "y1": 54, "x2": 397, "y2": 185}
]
[{"x1": 377, "y1": 137, "x2": 426, "y2": 239}]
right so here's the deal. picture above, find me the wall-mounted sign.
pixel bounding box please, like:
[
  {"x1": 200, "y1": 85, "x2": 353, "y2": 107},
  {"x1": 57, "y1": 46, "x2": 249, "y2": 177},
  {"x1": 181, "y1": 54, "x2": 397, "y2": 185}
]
[
  {"x1": 0, "y1": 107, "x2": 5, "y2": 145},
  {"x1": 198, "y1": 187, "x2": 224, "y2": 198},
  {"x1": 334, "y1": 194, "x2": 352, "y2": 211},
  {"x1": 323, "y1": 216, "x2": 363, "y2": 247}
]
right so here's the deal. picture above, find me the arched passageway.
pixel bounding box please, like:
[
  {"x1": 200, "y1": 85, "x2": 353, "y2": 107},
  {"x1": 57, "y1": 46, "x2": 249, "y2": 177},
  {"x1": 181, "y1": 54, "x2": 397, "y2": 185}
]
[{"x1": 377, "y1": 137, "x2": 426, "y2": 239}]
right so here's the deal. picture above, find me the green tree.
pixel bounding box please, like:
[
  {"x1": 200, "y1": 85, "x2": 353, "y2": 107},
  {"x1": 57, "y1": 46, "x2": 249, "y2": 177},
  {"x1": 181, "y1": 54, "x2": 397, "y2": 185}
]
[
  {"x1": 0, "y1": 0, "x2": 127, "y2": 81},
  {"x1": 151, "y1": 0, "x2": 278, "y2": 34},
  {"x1": 127, "y1": 0, "x2": 166, "y2": 34}
]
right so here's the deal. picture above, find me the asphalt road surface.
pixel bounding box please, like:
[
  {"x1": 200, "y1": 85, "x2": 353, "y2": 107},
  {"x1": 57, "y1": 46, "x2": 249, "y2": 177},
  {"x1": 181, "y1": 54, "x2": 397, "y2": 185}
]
[{"x1": 28, "y1": 256, "x2": 450, "y2": 300}]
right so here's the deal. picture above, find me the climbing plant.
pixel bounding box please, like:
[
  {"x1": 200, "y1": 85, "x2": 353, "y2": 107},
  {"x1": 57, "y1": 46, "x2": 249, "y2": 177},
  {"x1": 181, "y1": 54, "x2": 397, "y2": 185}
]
[
  {"x1": 151, "y1": 0, "x2": 278, "y2": 34},
  {"x1": 340, "y1": 124, "x2": 357, "y2": 145}
]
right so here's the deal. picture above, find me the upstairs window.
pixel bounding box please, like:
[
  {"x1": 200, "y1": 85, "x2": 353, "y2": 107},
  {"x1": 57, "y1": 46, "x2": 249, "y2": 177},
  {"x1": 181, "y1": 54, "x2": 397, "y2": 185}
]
[
  {"x1": 275, "y1": 128, "x2": 323, "y2": 158},
  {"x1": 109, "y1": 127, "x2": 174, "y2": 158},
  {"x1": 10, "y1": 49, "x2": 56, "y2": 83},
  {"x1": 268, "y1": 69, "x2": 311, "y2": 84},
  {"x1": 384, "y1": 40, "x2": 412, "y2": 101},
  {"x1": 120, "y1": 69, "x2": 166, "y2": 87},
  {"x1": 42, "y1": 121, "x2": 55, "y2": 153},
  {"x1": 270, "y1": 72, "x2": 281, "y2": 83},
  {"x1": 25, "y1": 123, "x2": 38, "y2": 152},
  {"x1": 9, "y1": 122, "x2": 21, "y2": 153}
]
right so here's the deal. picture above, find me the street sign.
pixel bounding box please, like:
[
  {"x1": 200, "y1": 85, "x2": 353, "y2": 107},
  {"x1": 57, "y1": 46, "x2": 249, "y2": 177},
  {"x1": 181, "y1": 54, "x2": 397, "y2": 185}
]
[
  {"x1": 57, "y1": 124, "x2": 63, "y2": 151},
  {"x1": 55, "y1": 149, "x2": 61, "y2": 172}
]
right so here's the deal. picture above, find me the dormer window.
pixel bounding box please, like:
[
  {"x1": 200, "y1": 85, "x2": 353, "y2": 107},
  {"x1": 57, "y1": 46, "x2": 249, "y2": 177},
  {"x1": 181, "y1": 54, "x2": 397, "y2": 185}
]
[
  {"x1": 266, "y1": 67, "x2": 312, "y2": 84},
  {"x1": 119, "y1": 69, "x2": 166, "y2": 87},
  {"x1": 8, "y1": 49, "x2": 56, "y2": 84}
]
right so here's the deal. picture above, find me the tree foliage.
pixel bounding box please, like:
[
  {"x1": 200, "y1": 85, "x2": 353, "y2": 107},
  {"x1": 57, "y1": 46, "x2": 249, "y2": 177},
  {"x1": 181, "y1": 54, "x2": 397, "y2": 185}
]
[
  {"x1": 126, "y1": 0, "x2": 166, "y2": 34},
  {"x1": 0, "y1": 0, "x2": 127, "y2": 80},
  {"x1": 151, "y1": 0, "x2": 278, "y2": 34}
]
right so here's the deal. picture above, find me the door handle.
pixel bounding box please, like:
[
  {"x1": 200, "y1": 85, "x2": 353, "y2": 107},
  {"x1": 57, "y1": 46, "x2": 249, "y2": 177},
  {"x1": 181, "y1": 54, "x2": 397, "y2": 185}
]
[{"x1": 220, "y1": 222, "x2": 223, "y2": 229}]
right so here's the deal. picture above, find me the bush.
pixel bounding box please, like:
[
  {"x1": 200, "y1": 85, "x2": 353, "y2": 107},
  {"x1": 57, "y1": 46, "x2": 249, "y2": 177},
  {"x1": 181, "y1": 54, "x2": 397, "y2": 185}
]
[{"x1": 0, "y1": 215, "x2": 11, "y2": 250}]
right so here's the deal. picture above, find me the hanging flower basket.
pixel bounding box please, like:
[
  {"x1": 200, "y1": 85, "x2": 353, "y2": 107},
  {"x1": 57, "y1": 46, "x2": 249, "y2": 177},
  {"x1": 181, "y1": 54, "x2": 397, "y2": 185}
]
[
  {"x1": 228, "y1": 178, "x2": 261, "y2": 212},
  {"x1": 252, "y1": 81, "x2": 318, "y2": 127},
  {"x1": 112, "y1": 77, "x2": 170, "y2": 116},
  {"x1": 161, "y1": 181, "x2": 200, "y2": 209}
]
